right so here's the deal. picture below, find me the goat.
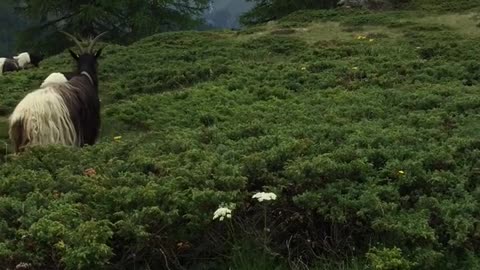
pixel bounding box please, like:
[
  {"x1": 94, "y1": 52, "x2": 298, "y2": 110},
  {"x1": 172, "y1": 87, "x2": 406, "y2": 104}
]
[
  {"x1": 0, "y1": 52, "x2": 43, "y2": 75},
  {"x1": 0, "y1": 57, "x2": 20, "y2": 75},
  {"x1": 9, "y1": 31, "x2": 106, "y2": 153},
  {"x1": 14, "y1": 52, "x2": 44, "y2": 68}
]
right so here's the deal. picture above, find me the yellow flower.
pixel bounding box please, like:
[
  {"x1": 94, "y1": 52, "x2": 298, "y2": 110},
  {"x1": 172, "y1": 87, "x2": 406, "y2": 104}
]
[
  {"x1": 114, "y1": 136, "x2": 122, "y2": 141},
  {"x1": 55, "y1": 241, "x2": 65, "y2": 249}
]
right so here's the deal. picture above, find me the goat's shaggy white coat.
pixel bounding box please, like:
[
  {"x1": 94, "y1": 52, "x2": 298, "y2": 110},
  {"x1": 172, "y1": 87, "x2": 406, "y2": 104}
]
[
  {"x1": 9, "y1": 86, "x2": 78, "y2": 150},
  {"x1": 14, "y1": 52, "x2": 31, "y2": 68},
  {"x1": 40, "y1": 73, "x2": 68, "y2": 88},
  {"x1": 0, "y1": 58, "x2": 6, "y2": 75}
]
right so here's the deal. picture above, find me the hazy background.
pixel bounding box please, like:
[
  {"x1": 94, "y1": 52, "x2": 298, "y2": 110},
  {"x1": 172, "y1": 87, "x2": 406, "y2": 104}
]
[
  {"x1": 203, "y1": 0, "x2": 254, "y2": 29},
  {"x1": 0, "y1": 2, "x2": 28, "y2": 56}
]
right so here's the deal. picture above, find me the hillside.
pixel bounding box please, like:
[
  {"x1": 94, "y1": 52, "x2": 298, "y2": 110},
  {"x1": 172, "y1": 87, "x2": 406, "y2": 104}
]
[{"x1": 2, "y1": 5, "x2": 480, "y2": 269}]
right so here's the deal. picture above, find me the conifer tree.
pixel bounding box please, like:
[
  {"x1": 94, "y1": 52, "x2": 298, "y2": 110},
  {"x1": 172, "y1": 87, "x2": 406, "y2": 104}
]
[{"x1": 13, "y1": 0, "x2": 210, "y2": 54}]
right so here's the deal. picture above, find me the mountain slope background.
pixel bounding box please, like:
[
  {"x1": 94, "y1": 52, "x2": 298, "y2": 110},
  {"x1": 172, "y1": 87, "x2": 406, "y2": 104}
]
[
  {"x1": 204, "y1": 0, "x2": 254, "y2": 29},
  {"x1": 2, "y1": 1, "x2": 480, "y2": 269}
]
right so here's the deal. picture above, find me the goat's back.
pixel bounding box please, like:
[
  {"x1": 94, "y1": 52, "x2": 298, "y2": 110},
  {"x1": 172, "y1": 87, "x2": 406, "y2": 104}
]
[
  {"x1": 60, "y1": 75, "x2": 101, "y2": 146},
  {"x1": 9, "y1": 86, "x2": 77, "y2": 152}
]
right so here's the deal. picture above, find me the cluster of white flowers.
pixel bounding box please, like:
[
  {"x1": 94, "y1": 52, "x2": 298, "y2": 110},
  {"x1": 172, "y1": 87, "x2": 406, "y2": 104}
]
[
  {"x1": 252, "y1": 192, "x2": 277, "y2": 202},
  {"x1": 213, "y1": 192, "x2": 278, "y2": 222},
  {"x1": 213, "y1": 207, "x2": 232, "y2": 221}
]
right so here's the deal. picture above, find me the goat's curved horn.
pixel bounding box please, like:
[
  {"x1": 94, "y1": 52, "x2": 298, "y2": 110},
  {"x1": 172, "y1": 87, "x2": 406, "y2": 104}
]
[
  {"x1": 60, "y1": 31, "x2": 84, "y2": 52},
  {"x1": 87, "y1": 31, "x2": 108, "y2": 53}
]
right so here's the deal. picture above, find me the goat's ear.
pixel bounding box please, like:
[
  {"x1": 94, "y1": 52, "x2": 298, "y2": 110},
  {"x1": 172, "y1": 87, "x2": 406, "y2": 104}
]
[
  {"x1": 94, "y1": 47, "x2": 103, "y2": 59},
  {"x1": 69, "y1": 49, "x2": 79, "y2": 60}
]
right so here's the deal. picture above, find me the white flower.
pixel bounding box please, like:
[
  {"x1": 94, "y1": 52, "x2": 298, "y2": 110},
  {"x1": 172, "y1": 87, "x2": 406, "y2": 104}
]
[
  {"x1": 252, "y1": 192, "x2": 277, "y2": 202},
  {"x1": 213, "y1": 207, "x2": 232, "y2": 221}
]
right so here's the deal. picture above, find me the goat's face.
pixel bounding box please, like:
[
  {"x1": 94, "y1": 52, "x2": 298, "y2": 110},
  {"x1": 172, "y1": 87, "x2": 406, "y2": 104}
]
[
  {"x1": 30, "y1": 53, "x2": 44, "y2": 67},
  {"x1": 61, "y1": 30, "x2": 106, "y2": 83},
  {"x1": 69, "y1": 48, "x2": 103, "y2": 74}
]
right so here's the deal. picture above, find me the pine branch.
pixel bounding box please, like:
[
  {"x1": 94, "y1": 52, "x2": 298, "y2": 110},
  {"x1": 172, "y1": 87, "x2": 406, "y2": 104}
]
[{"x1": 37, "y1": 11, "x2": 80, "y2": 30}]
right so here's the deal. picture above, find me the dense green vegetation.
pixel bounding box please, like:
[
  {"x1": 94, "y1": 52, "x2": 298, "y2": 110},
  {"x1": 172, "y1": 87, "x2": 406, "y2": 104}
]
[
  {"x1": 2, "y1": 1, "x2": 480, "y2": 269},
  {"x1": 241, "y1": 0, "x2": 480, "y2": 25}
]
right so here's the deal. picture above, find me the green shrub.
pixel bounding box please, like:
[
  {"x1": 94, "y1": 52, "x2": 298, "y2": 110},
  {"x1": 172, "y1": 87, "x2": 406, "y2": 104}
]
[
  {"x1": 367, "y1": 247, "x2": 415, "y2": 270},
  {"x1": 2, "y1": 6, "x2": 480, "y2": 269}
]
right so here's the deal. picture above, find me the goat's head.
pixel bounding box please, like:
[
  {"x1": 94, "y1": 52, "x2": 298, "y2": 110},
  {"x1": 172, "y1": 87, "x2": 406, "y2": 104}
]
[
  {"x1": 29, "y1": 53, "x2": 45, "y2": 67},
  {"x1": 60, "y1": 31, "x2": 107, "y2": 76}
]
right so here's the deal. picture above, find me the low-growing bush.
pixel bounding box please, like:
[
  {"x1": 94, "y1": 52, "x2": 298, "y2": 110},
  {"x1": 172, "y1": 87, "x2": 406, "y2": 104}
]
[{"x1": 2, "y1": 5, "x2": 480, "y2": 269}]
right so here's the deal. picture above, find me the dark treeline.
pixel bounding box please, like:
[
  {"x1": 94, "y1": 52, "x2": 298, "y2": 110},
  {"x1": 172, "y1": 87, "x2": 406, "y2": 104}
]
[
  {"x1": 0, "y1": 2, "x2": 29, "y2": 56},
  {"x1": 6, "y1": 0, "x2": 210, "y2": 56},
  {"x1": 2, "y1": 0, "x2": 252, "y2": 56}
]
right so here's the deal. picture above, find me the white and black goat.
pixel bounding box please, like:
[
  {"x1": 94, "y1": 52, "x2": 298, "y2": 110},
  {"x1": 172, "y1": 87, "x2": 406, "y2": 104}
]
[
  {"x1": 0, "y1": 52, "x2": 44, "y2": 75},
  {"x1": 0, "y1": 57, "x2": 20, "y2": 74},
  {"x1": 14, "y1": 52, "x2": 44, "y2": 69},
  {"x1": 9, "y1": 31, "x2": 106, "y2": 153}
]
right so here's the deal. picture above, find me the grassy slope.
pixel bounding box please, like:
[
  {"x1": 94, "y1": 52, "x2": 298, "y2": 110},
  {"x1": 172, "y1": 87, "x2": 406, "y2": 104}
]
[{"x1": 2, "y1": 5, "x2": 480, "y2": 269}]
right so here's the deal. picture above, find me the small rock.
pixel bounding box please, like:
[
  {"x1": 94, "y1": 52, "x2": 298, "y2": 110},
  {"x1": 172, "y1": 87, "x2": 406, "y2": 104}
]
[
  {"x1": 84, "y1": 168, "x2": 97, "y2": 177},
  {"x1": 16, "y1": 263, "x2": 32, "y2": 270},
  {"x1": 266, "y1": 20, "x2": 276, "y2": 26}
]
